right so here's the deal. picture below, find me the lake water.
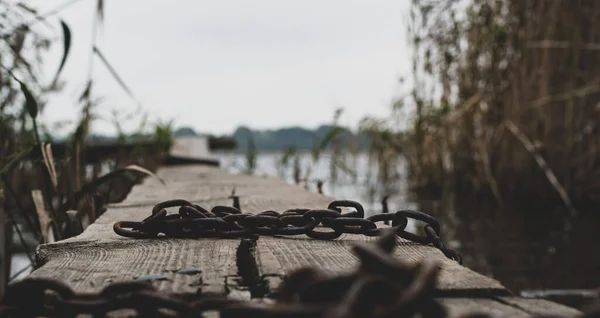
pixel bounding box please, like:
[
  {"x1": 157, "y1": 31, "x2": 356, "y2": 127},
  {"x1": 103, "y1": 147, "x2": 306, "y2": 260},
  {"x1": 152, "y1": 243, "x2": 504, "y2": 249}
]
[{"x1": 214, "y1": 151, "x2": 419, "y2": 215}]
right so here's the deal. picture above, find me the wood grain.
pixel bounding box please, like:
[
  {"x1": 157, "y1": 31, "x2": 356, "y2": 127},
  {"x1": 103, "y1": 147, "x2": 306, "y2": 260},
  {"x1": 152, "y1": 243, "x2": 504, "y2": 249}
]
[
  {"x1": 498, "y1": 297, "x2": 581, "y2": 316},
  {"x1": 33, "y1": 238, "x2": 240, "y2": 296},
  {"x1": 440, "y1": 298, "x2": 531, "y2": 317},
  {"x1": 114, "y1": 169, "x2": 329, "y2": 209},
  {"x1": 255, "y1": 235, "x2": 507, "y2": 292},
  {"x1": 32, "y1": 166, "x2": 245, "y2": 295},
  {"x1": 33, "y1": 204, "x2": 241, "y2": 296},
  {"x1": 28, "y1": 164, "x2": 578, "y2": 316}
]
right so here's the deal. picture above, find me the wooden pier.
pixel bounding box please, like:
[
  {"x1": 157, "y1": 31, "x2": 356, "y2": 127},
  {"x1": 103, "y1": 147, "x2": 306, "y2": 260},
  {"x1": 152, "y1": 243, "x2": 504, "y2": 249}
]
[{"x1": 28, "y1": 164, "x2": 580, "y2": 316}]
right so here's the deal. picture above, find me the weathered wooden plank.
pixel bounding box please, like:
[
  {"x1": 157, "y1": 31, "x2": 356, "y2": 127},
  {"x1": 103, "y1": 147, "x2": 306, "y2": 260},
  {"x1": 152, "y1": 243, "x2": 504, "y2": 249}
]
[
  {"x1": 255, "y1": 235, "x2": 507, "y2": 292},
  {"x1": 106, "y1": 166, "x2": 506, "y2": 293},
  {"x1": 30, "y1": 165, "x2": 329, "y2": 296},
  {"x1": 31, "y1": 167, "x2": 242, "y2": 296},
  {"x1": 27, "y1": 164, "x2": 575, "y2": 316},
  {"x1": 112, "y1": 166, "x2": 330, "y2": 210},
  {"x1": 439, "y1": 298, "x2": 531, "y2": 317},
  {"x1": 498, "y1": 297, "x2": 581, "y2": 316},
  {"x1": 32, "y1": 238, "x2": 240, "y2": 296},
  {"x1": 33, "y1": 233, "x2": 241, "y2": 296}
]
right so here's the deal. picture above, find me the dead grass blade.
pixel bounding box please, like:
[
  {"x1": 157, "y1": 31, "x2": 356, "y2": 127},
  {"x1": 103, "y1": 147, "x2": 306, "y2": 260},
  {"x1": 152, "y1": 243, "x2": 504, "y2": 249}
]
[
  {"x1": 16, "y1": 3, "x2": 38, "y2": 14},
  {"x1": 2, "y1": 70, "x2": 39, "y2": 120},
  {"x1": 319, "y1": 126, "x2": 344, "y2": 150},
  {"x1": 505, "y1": 121, "x2": 578, "y2": 218},
  {"x1": 527, "y1": 40, "x2": 600, "y2": 50},
  {"x1": 121, "y1": 165, "x2": 165, "y2": 185},
  {"x1": 97, "y1": 0, "x2": 104, "y2": 22},
  {"x1": 41, "y1": 143, "x2": 58, "y2": 189},
  {"x1": 475, "y1": 140, "x2": 503, "y2": 209},
  {"x1": 93, "y1": 47, "x2": 141, "y2": 107},
  {"x1": 10, "y1": 25, "x2": 27, "y2": 59},
  {"x1": 67, "y1": 164, "x2": 164, "y2": 208},
  {"x1": 528, "y1": 80, "x2": 600, "y2": 109},
  {"x1": 31, "y1": 190, "x2": 52, "y2": 243},
  {"x1": 0, "y1": 147, "x2": 34, "y2": 177},
  {"x1": 19, "y1": 80, "x2": 38, "y2": 119},
  {"x1": 79, "y1": 80, "x2": 92, "y2": 102},
  {"x1": 444, "y1": 93, "x2": 481, "y2": 123},
  {"x1": 51, "y1": 20, "x2": 71, "y2": 88}
]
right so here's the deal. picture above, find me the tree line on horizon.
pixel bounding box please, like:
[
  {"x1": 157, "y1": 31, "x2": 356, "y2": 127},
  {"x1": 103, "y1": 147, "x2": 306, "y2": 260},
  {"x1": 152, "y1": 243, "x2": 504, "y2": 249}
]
[{"x1": 169, "y1": 125, "x2": 374, "y2": 151}]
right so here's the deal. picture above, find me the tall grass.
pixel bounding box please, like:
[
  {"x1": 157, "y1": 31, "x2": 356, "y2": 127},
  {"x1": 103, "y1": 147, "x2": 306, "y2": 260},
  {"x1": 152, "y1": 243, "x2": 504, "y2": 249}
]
[
  {"x1": 0, "y1": 1, "x2": 167, "y2": 287},
  {"x1": 404, "y1": 0, "x2": 600, "y2": 214},
  {"x1": 276, "y1": 108, "x2": 353, "y2": 189},
  {"x1": 244, "y1": 136, "x2": 257, "y2": 174}
]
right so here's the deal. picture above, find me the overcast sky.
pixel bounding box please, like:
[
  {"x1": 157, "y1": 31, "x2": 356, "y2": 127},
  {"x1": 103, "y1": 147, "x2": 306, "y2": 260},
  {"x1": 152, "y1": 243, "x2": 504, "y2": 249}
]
[{"x1": 29, "y1": 0, "x2": 411, "y2": 135}]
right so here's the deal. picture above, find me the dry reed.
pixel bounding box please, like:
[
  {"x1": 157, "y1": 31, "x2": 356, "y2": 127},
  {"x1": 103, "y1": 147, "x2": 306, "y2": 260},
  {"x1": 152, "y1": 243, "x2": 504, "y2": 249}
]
[{"x1": 405, "y1": 0, "x2": 600, "y2": 214}]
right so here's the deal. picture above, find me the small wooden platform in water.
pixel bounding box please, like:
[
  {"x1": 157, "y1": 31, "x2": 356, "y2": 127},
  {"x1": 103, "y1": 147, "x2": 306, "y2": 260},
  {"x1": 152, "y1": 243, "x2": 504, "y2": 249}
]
[
  {"x1": 30, "y1": 165, "x2": 579, "y2": 316},
  {"x1": 165, "y1": 136, "x2": 220, "y2": 166}
]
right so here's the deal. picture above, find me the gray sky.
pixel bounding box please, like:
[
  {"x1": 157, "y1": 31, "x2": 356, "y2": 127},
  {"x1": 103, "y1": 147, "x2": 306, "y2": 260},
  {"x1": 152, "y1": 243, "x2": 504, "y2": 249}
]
[{"x1": 31, "y1": 0, "x2": 411, "y2": 135}]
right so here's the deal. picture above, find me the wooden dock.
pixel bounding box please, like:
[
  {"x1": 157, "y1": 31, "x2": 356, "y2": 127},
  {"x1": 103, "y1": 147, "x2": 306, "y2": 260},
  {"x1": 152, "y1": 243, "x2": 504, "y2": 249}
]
[
  {"x1": 28, "y1": 164, "x2": 580, "y2": 316},
  {"x1": 165, "y1": 136, "x2": 220, "y2": 166},
  {"x1": 51, "y1": 136, "x2": 233, "y2": 165}
]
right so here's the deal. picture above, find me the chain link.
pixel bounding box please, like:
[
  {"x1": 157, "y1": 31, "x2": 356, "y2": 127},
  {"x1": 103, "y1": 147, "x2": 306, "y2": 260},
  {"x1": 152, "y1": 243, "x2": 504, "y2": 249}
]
[{"x1": 113, "y1": 199, "x2": 462, "y2": 263}]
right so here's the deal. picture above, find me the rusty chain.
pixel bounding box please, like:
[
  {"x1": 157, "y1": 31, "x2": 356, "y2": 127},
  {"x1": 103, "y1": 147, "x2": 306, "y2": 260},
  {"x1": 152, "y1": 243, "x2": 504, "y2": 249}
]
[
  {"x1": 0, "y1": 232, "x2": 446, "y2": 318},
  {"x1": 113, "y1": 199, "x2": 462, "y2": 263},
  {"x1": 2, "y1": 232, "x2": 596, "y2": 317}
]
